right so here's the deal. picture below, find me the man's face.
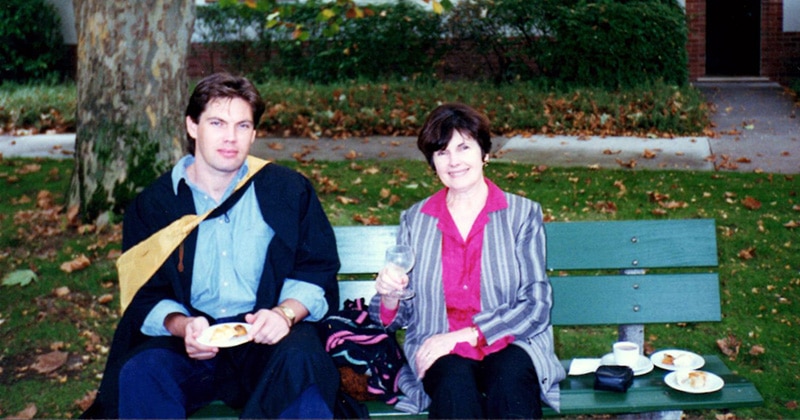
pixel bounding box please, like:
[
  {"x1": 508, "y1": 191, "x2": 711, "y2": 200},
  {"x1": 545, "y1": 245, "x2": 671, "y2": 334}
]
[{"x1": 186, "y1": 97, "x2": 256, "y2": 178}]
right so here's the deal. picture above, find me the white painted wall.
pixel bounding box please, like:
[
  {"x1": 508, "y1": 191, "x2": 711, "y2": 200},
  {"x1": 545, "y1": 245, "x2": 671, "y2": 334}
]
[{"x1": 785, "y1": 0, "x2": 800, "y2": 32}]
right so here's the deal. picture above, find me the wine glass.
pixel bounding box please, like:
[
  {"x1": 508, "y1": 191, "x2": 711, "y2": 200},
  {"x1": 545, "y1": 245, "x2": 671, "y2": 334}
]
[{"x1": 383, "y1": 244, "x2": 415, "y2": 299}]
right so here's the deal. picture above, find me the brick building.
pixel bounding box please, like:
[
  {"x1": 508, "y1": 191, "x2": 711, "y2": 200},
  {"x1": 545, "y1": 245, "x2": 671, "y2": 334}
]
[{"x1": 686, "y1": 0, "x2": 800, "y2": 84}]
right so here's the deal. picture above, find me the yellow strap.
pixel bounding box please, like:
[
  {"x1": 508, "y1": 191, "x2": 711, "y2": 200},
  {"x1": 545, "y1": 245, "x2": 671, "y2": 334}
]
[{"x1": 117, "y1": 156, "x2": 270, "y2": 314}]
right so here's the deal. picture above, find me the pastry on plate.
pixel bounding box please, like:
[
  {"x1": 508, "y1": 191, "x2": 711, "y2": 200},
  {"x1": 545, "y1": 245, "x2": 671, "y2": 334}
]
[
  {"x1": 209, "y1": 324, "x2": 247, "y2": 344},
  {"x1": 677, "y1": 370, "x2": 707, "y2": 389}
]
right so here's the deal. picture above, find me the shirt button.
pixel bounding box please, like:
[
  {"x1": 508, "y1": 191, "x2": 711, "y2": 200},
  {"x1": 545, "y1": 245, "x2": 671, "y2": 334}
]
[
  {"x1": 463, "y1": 285, "x2": 469, "y2": 290},
  {"x1": 222, "y1": 250, "x2": 228, "y2": 257},
  {"x1": 223, "y1": 281, "x2": 229, "y2": 287},
  {"x1": 220, "y1": 308, "x2": 227, "y2": 313}
]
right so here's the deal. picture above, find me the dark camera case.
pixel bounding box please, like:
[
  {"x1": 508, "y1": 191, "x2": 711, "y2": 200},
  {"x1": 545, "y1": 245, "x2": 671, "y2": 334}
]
[{"x1": 594, "y1": 365, "x2": 634, "y2": 393}]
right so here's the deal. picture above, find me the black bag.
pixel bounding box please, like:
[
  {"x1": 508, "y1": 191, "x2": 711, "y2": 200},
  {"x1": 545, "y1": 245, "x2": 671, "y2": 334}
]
[
  {"x1": 594, "y1": 365, "x2": 634, "y2": 393},
  {"x1": 319, "y1": 298, "x2": 406, "y2": 404}
]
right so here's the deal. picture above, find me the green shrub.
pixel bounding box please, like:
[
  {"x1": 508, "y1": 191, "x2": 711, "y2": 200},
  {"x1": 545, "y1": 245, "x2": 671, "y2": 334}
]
[
  {"x1": 539, "y1": 0, "x2": 688, "y2": 89},
  {"x1": 0, "y1": 0, "x2": 66, "y2": 83},
  {"x1": 445, "y1": 0, "x2": 563, "y2": 83},
  {"x1": 264, "y1": 0, "x2": 446, "y2": 83}
]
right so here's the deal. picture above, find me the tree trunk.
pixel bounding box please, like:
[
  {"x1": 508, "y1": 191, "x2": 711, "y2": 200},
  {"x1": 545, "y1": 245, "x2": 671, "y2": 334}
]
[{"x1": 69, "y1": 0, "x2": 194, "y2": 222}]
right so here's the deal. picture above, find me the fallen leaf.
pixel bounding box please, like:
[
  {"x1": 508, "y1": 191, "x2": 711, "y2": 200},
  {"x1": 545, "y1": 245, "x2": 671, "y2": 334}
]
[
  {"x1": 784, "y1": 220, "x2": 799, "y2": 229},
  {"x1": 75, "y1": 390, "x2": 97, "y2": 412},
  {"x1": 642, "y1": 149, "x2": 657, "y2": 159},
  {"x1": 717, "y1": 334, "x2": 741, "y2": 359},
  {"x1": 60, "y1": 254, "x2": 92, "y2": 273},
  {"x1": 353, "y1": 214, "x2": 381, "y2": 225},
  {"x1": 16, "y1": 163, "x2": 42, "y2": 175},
  {"x1": 659, "y1": 200, "x2": 688, "y2": 209},
  {"x1": 615, "y1": 158, "x2": 637, "y2": 168},
  {"x1": 344, "y1": 150, "x2": 358, "y2": 160},
  {"x1": 97, "y1": 294, "x2": 114, "y2": 304},
  {"x1": 336, "y1": 195, "x2": 359, "y2": 205},
  {"x1": 31, "y1": 350, "x2": 68, "y2": 374},
  {"x1": 2, "y1": 269, "x2": 38, "y2": 287},
  {"x1": 648, "y1": 191, "x2": 670, "y2": 202},
  {"x1": 738, "y1": 247, "x2": 756, "y2": 260},
  {"x1": 742, "y1": 196, "x2": 762, "y2": 210},
  {"x1": 53, "y1": 286, "x2": 71, "y2": 297},
  {"x1": 749, "y1": 345, "x2": 765, "y2": 356},
  {"x1": 786, "y1": 400, "x2": 798, "y2": 410},
  {"x1": 268, "y1": 142, "x2": 284, "y2": 150},
  {"x1": 10, "y1": 403, "x2": 37, "y2": 420}
]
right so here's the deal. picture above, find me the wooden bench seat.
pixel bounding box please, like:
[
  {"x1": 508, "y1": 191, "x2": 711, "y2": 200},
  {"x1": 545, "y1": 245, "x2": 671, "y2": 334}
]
[{"x1": 193, "y1": 219, "x2": 763, "y2": 418}]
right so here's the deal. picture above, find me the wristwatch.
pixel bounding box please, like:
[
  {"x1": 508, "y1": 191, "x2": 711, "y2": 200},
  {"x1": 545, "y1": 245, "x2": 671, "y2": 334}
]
[{"x1": 276, "y1": 304, "x2": 296, "y2": 326}]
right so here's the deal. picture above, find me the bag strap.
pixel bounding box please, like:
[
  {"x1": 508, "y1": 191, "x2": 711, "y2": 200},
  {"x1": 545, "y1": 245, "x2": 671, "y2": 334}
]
[{"x1": 116, "y1": 156, "x2": 270, "y2": 314}]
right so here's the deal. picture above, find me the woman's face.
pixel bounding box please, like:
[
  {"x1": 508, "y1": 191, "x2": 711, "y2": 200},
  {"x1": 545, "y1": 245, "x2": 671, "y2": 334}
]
[{"x1": 432, "y1": 130, "x2": 486, "y2": 194}]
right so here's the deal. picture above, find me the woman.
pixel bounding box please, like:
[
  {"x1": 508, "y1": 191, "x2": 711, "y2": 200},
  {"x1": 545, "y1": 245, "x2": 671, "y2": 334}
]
[{"x1": 369, "y1": 103, "x2": 565, "y2": 419}]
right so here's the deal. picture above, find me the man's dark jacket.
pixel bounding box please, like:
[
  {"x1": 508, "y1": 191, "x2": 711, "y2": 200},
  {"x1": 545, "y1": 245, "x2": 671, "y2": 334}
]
[{"x1": 82, "y1": 163, "x2": 341, "y2": 418}]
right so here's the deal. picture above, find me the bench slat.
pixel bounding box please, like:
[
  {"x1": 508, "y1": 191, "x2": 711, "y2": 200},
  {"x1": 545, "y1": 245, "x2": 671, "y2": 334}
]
[
  {"x1": 545, "y1": 219, "x2": 719, "y2": 270},
  {"x1": 339, "y1": 273, "x2": 721, "y2": 326},
  {"x1": 335, "y1": 225, "x2": 398, "y2": 274},
  {"x1": 335, "y1": 220, "x2": 720, "y2": 274},
  {"x1": 550, "y1": 273, "x2": 721, "y2": 325}
]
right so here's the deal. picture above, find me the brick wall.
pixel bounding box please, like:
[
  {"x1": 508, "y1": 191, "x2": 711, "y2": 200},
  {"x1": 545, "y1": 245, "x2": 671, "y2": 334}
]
[
  {"x1": 762, "y1": 0, "x2": 800, "y2": 84},
  {"x1": 685, "y1": 0, "x2": 706, "y2": 80}
]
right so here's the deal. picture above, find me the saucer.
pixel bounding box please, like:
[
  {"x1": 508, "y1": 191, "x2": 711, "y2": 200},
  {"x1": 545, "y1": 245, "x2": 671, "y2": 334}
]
[{"x1": 600, "y1": 353, "x2": 654, "y2": 376}]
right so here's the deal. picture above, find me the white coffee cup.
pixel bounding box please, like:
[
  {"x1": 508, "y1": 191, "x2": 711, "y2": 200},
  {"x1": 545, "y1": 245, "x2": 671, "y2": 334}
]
[{"x1": 613, "y1": 341, "x2": 640, "y2": 368}]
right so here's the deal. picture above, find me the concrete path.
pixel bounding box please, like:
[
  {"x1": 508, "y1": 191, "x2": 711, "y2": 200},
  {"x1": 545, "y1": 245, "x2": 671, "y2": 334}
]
[{"x1": 2, "y1": 82, "x2": 798, "y2": 174}]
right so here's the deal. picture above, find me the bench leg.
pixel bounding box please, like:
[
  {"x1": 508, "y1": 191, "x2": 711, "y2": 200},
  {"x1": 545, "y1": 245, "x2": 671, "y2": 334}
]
[
  {"x1": 618, "y1": 324, "x2": 644, "y2": 352},
  {"x1": 618, "y1": 410, "x2": 683, "y2": 420}
]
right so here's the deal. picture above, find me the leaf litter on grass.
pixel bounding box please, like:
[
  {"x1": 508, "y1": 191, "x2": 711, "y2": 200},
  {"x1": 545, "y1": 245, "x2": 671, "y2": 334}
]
[{"x1": 1, "y1": 158, "x2": 798, "y2": 418}]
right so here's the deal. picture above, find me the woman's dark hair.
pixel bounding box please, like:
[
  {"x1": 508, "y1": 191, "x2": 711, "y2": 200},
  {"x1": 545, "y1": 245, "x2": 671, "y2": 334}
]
[
  {"x1": 184, "y1": 73, "x2": 266, "y2": 155},
  {"x1": 417, "y1": 103, "x2": 492, "y2": 170}
]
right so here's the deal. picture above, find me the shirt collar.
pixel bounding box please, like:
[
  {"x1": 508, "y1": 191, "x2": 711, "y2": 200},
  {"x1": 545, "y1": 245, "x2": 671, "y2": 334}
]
[
  {"x1": 421, "y1": 178, "x2": 508, "y2": 218},
  {"x1": 170, "y1": 154, "x2": 250, "y2": 199}
]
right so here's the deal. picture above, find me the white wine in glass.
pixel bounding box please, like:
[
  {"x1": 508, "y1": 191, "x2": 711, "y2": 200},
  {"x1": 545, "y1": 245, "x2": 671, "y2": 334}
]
[{"x1": 383, "y1": 244, "x2": 415, "y2": 299}]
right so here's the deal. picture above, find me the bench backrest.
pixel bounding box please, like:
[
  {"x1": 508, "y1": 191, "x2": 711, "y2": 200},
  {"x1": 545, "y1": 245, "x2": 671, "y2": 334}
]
[{"x1": 334, "y1": 219, "x2": 721, "y2": 327}]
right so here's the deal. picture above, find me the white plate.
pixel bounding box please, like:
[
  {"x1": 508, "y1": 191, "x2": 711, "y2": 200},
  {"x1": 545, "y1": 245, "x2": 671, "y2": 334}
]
[
  {"x1": 600, "y1": 353, "x2": 654, "y2": 376},
  {"x1": 664, "y1": 370, "x2": 724, "y2": 394},
  {"x1": 197, "y1": 322, "x2": 252, "y2": 348},
  {"x1": 650, "y1": 349, "x2": 705, "y2": 371}
]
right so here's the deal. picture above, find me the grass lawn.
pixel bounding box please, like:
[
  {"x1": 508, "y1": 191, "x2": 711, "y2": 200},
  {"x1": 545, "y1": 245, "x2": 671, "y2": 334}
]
[{"x1": 0, "y1": 157, "x2": 797, "y2": 419}]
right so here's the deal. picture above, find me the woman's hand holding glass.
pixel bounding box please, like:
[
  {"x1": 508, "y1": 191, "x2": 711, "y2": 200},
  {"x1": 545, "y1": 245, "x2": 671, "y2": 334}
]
[{"x1": 376, "y1": 245, "x2": 415, "y2": 301}]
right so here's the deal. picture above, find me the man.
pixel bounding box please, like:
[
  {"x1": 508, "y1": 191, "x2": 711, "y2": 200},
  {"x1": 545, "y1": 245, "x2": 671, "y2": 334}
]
[{"x1": 82, "y1": 73, "x2": 341, "y2": 418}]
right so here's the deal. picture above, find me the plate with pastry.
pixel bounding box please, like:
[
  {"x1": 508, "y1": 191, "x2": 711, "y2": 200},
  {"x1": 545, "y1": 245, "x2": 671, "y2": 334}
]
[
  {"x1": 664, "y1": 370, "x2": 724, "y2": 394},
  {"x1": 197, "y1": 322, "x2": 251, "y2": 348},
  {"x1": 650, "y1": 349, "x2": 705, "y2": 371}
]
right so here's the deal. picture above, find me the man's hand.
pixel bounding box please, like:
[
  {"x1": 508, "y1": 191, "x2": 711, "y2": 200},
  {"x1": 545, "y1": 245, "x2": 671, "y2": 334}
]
[
  {"x1": 245, "y1": 308, "x2": 290, "y2": 345},
  {"x1": 165, "y1": 313, "x2": 219, "y2": 360}
]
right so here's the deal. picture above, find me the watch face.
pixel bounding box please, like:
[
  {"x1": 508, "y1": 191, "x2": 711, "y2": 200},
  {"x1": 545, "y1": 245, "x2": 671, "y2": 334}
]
[{"x1": 278, "y1": 305, "x2": 295, "y2": 323}]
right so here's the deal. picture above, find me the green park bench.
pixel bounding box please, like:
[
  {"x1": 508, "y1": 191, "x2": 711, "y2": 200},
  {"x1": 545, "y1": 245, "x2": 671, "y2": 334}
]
[{"x1": 194, "y1": 219, "x2": 763, "y2": 418}]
